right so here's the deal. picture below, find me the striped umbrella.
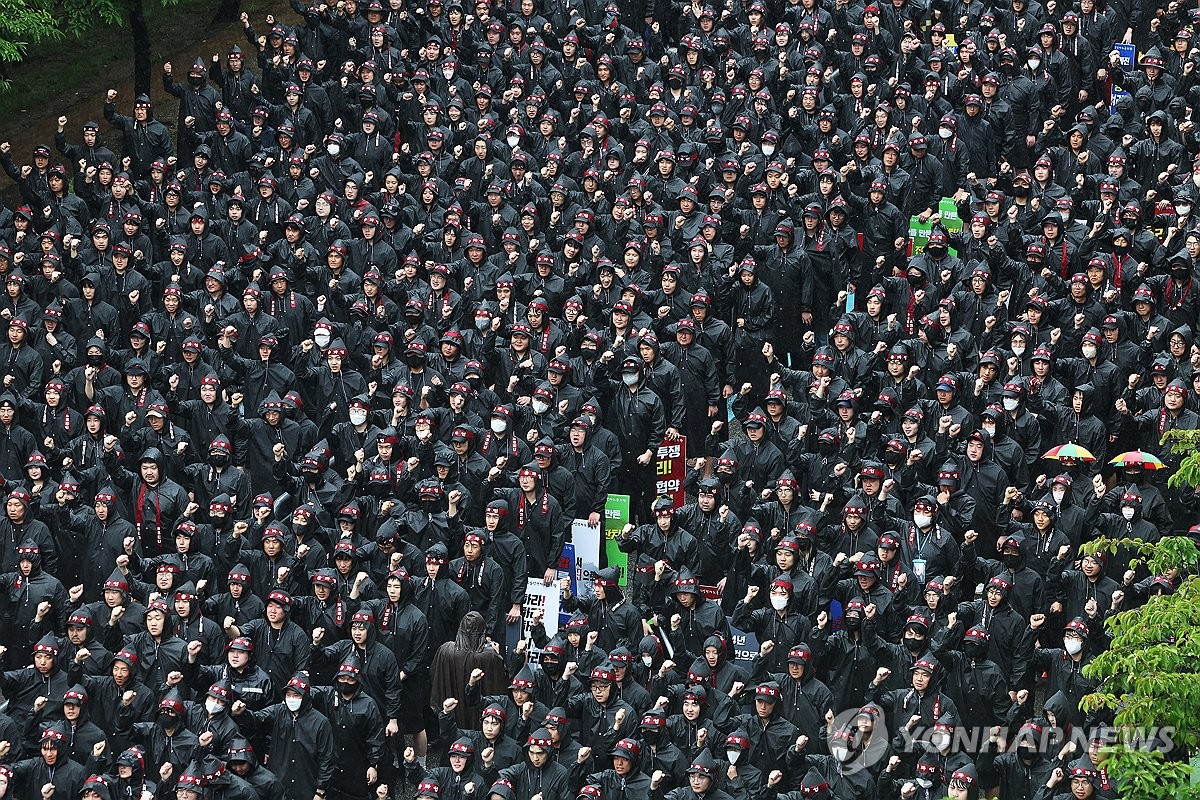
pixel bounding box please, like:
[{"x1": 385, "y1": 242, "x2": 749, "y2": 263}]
[
  {"x1": 1109, "y1": 451, "x2": 1167, "y2": 470},
  {"x1": 1042, "y1": 443, "x2": 1096, "y2": 462}
]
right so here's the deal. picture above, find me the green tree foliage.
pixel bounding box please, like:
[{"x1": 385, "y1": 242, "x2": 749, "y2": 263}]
[
  {"x1": 0, "y1": 0, "x2": 66, "y2": 84},
  {"x1": 61, "y1": 0, "x2": 125, "y2": 37},
  {"x1": 1077, "y1": 429, "x2": 1200, "y2": 799},
  {"x1": 0, "y1": 0, "x2": 175, "y2": 95},
  {"x1": 1167, "y1": 429, "x2": 1200, "y2": 491}
]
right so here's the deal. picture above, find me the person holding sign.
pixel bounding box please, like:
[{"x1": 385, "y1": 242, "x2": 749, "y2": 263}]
[{"x1": 561, "y1": 568, "x2": 642, "y2": 654}]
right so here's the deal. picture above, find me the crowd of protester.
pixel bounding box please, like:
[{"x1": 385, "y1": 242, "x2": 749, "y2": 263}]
[{"x1": 0, "y1": 0, "x2": 1198, "y2": 797}]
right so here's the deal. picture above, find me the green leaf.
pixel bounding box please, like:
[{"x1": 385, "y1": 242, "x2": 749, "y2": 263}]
[{"x1": 1081, "y1": 440, "x2": 1200, "y2": 798}]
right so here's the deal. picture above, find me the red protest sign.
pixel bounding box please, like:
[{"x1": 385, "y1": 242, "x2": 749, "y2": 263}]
[{"x1": 655, "y1": 436, "x2": 687, "y2": 508}]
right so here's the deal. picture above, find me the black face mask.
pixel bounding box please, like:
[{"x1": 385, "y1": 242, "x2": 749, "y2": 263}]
[
  {"x1": 963, "y1": 642, "x2": 988, "y2": 661},
  {"x1": 903, "y1": 635, "x2": 925, "y2": 653},
  {"x1": 641, "y1": 728, "x2": 662, "y2": 745},
  {"x1": 407, "y1": 354, "x2": 426, "y2": 367},
  {"x1": 1013, "y1": 186, "x2": 1029, "y2": 198},
  {"x1": 580, "y1": 347, "x2": 598, "y2": 359},
  {"x1": 337, "y1": 680, "x2": 357, "y2": 697},
  {"x1": 189, "y1": 74, "x2": 206, "y2": 87},
  {"x1": 542, "y1": 660, "x2": 563, "y2": 679},
  {"x1": 1018, "y1": 749, "x2": 1041, "y2": 765},
  {"x1": 907, "y1": 273, "x2": 925, "y2": 288},
  {"x1": 1113, "y1": 243, "x2": 1129, "y2": 255},
  {"x1": 209, "y1": 452, "x2": 229, "y2": 468},
  {"x1": 158, "y1": 712, "x2": 179, "y2": 729},
  {"x1": 818, "y1": 440, "x2": 837, "y2": 456},
  {"x1": 883, "y1": 450, "x2": 903, "y2": 466},
  {"x1": 421, "y1": 499, "x2": 440, "y2": 512},
  {"x1": 87, "y1": 353, "x2": 105, "y2": 367},
  {"x1": 1003, "y1": 553, "x2": 1022, "y2": 569},
  {"x1": 843, "y1": 615, "x2": 862, "y2": 631}
]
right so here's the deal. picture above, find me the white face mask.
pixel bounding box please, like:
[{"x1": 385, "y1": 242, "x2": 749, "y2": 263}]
[
  {"x1": 531, "y1": 399, "x2": 550, "y2": 415},
  {"x1": 982, "y1": 422, "x2": 996, "y2": 436},
  {"x1": 726, "y1": 750, "x2": 741, "y2": 765},
  {"x1": 930, "y1": 732, "x2": 950, "y2": 751},
  {"x1": 443, "y1": 68, "x2": 455, "y2": 80},
  {"x1": 1052, "y1": 489, "x2": 1066, "y2": 505},
  {"x1": 327, "y1": 143, "x2": 341, "y2": 157},
  {"x1": 1064, "y1": 637, "x2": 1083, "y2": 655},
  {"x1": 915, "y1": 778, "x2": 934, "y2": 789},
  {"x1": 761, "y1": 144, "x2": 775, "y2": 156},
  {"x1": 622, "y1": 372, "x2": 640, "y2": 386},
  {"x1": 1081, "y1": 344, "x2": 1098, "y2": 360},
  {"x1": 314, "y1": 331, "x2": 332, "y2": 348},
  {"x1": 1011, "y1": 343, "x2": 1026, "y2": 356},
  {"x1": 1002, "y1": 398, "x2": 1019, "y2": 411},
  {"x1": 205, "y1": 698, "x2": 224, "y2": 715},
  {"x1": 507, "y1": 135, "x2": 520, "y2": 148},
  {"x1": 1180, "y1": 204, "x2": 1193, "y2": 217},
  {"x1": 913, "y1": 512, "x2": 932, "y2": 529},
  {"x1": 1060, "y1": 211, "x2": 1071, "y2": 222},
  {"x1": 490, "y1": 419, "x2": 507, "y2": 435},
  {"x1": 1122, "y1": 506, "x2": 1135, "y2": 520},
  {"x1": 475, "y1": 316, "x2": 491, "y2": 331},
  {"x1": 938, "y1": 127, "x2": 953, "y2": 139},
  {"x1": 284, "y1": 696, "x2": 302, "y2": 712},
  {"x1": 642, "y1": 655, "x2": 654, "y2": 668},
  {"x1": 349, "y1": 410, "x2": 368, "y2": 426},
  {"x1": 770, "y1": 594, "x2": 789, "y2": 611},
  {"x1": 1028, "y1": 59, "x2": 1041, "y2": 70}
]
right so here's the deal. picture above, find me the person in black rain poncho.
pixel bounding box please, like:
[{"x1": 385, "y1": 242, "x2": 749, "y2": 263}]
[{"x1": 230, "y1": 673, "x2": 334, "y2": 800}]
